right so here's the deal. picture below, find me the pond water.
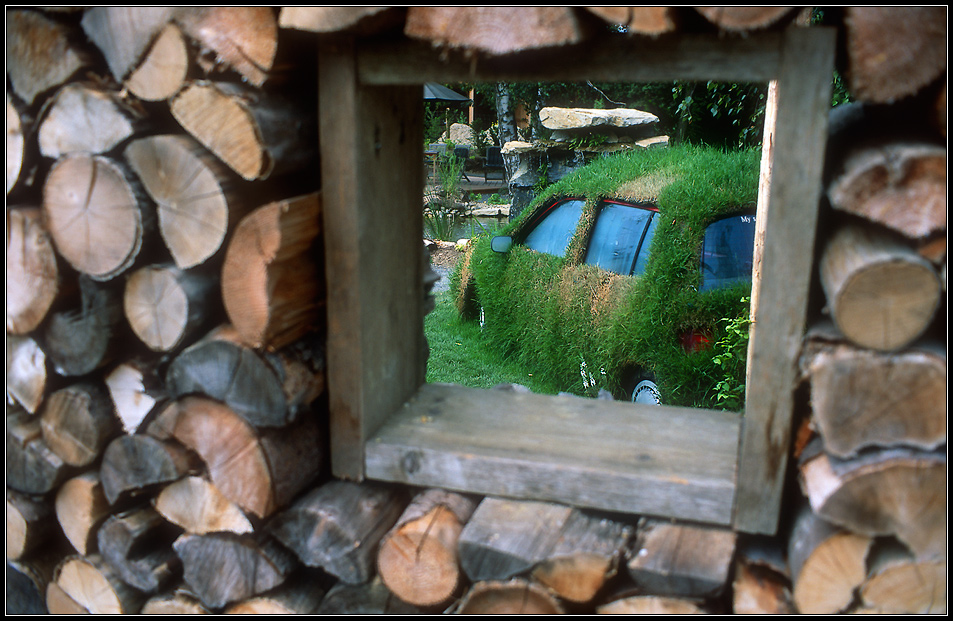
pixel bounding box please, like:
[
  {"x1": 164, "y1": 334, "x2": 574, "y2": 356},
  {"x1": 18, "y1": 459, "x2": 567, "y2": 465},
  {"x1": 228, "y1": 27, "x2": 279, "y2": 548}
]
[{"x1": 424, "y1": 213, "x2": 509, "y2": 242}]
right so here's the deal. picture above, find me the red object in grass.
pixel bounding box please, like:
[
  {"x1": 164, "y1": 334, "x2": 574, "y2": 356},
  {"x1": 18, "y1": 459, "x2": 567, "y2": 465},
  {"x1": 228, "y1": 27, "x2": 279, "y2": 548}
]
[{"x1": 680, "y1": 329, "x2": 712, "y2": 353}]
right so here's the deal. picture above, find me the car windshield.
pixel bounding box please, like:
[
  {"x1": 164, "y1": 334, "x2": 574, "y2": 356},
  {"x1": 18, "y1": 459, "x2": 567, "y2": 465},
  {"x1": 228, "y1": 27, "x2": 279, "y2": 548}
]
[
  {"x1": 583, "y1": 201, "x2": 657, "y2": 276},
  {"x1": 699, "y1": 212, "x2": 756, "y2": 291},
  {"x1": 522, "y1": 199, "x2": 584, "y2": 257}
]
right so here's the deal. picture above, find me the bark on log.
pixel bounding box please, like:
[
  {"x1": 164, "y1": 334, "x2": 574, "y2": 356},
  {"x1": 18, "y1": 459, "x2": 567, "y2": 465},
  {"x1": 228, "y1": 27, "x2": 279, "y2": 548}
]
[
  {"x1": 151, "y1": 396, "x2": 324, "y2": 519},
  {"x1": 54, "y1": 471, "x2": 112, "y2": 557},
  {"x1": 6, "y1": 406, "x2": 73, "y2": 496},
  {"x1": 731, "y1": 536, "x2": 795, "y2": 614},
  {"x1": 222, "y1": 568, "x2": 327, "y2": 614},
  {"x1": 39, "y1": 382, "x2": 121, "y2": 468},
  {"x1": 50, "y1": 553, "x2": 147, "y2": 614},
  {"x1": 584, "y1": 7, "x2": 679, "y2": 36},
  {"x1": 694, "y1": 7, "x2": 798, "y2": 31},
  {"x1": 827, "y1": 142, "x2": 946, "y2": 240},
  {"x1": 174, "y1": 7, "x2": 278, "y2": 88},
  {"x1": 37, "y1": 82, "x2": 144, "y2": 159},
  {"x1": 842, "y1": 7, "x2": 948, "y2": 104},
  {"x1": 99, "y1": 434, "x2": 202, "y2": 506},
  {"x1": 315, "y1": 576, "x2": 421, "y2": 614},
  {"x1": 97, "y1": 505, "x2": 182, "y2": 593},
  {"x1": 454, "y1": 578, "x2": 566, "y2": 614},
  {"x1": 124, "y1": 134, "x2": 249, "y2": 270},
  {"x1": 6, "y1": 9, "x2": 90, "y2": 106},
  {"x1": 6, "y1": 335, "x2": 50, "y2": 415},
  {"x1": 6, "y1": 206, "x2": 61, "y2": 335},
  {"x1": 170, "y1": 80, "x2": 315, "y2": 181},
  {"x1": 6, "y1": 489, "x2": 58, "y2": 562},
  {"x1": 124, "y1": 22, "x2": 190, "y2": 102},
  {"x1": 80, "y1": 6, "x2": 177, "y2": 83},
  {"x1": 787, "y1": 502, "x2": 872, "y2": 614},
  {"x1": 173, "y1": 531, "x2": 298, "y2": 610},
  {"x1": 7, "y1": 559, "x2": 52, "y2": 615},
  {"x1": 221, "y1": 192, "x2": 323, "y2": 350},
  {"x1": 404, "y1": 6, "x2": 588, "y2": 56},
  {"x1": 800, "y1": 333, "x2": 946, "y2": 457},
  {"x1": 626, "y1": 518, "x2": 737, "y2": 598},
  {"x1": 141, "y1": 588, "x2": 212, "y2": 614},
  {"x1": 859, "y1": 538, "x2": 947, "y2": 614},
  {"x1": 798, "y1": 446, "x2": 946, "y2": 560},
  {"x1": 42, "y1": 153, "x2": 155, "y2": 281},
  {"x1": 377, "y1": 488, "x2": 478, "y2": 608},
  {"x1": 124, "y1": 263, "x2": 219, "y2": 352},
  {"x1": 153, "y1": 476, "x2": 255, "y2": 536},
  {"x1": 278, "y1": 6, "x2": 405, "y2": 35},
  {"x1": 104, "y1": 359, "x2": 166, "y2": 434},
  {"x1": 819, "y1": 223, "x2": 942, "y2": 351},
  {"x1": 267, "y1": 480, "x2": 407, "y2": 585}
]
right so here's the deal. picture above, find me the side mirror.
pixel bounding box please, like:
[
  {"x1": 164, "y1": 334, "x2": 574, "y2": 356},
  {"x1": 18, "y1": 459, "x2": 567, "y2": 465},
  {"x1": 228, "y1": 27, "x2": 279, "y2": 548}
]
[{"x1": 490, "y1": 236, "x2": 513, "y2": 253}]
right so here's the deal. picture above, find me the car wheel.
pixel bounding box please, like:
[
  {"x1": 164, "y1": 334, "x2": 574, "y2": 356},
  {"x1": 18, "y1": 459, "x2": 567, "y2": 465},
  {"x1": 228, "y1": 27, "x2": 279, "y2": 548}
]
[{"x1": 628, "y1": 375, "x2": 662, "y2": 405}]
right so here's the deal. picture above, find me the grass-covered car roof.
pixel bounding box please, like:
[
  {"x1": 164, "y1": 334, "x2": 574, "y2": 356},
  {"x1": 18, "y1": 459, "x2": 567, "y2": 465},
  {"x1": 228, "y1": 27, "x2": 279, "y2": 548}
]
[{"x1": 452, "y1": 144, "x2": 761, "y2": 408}]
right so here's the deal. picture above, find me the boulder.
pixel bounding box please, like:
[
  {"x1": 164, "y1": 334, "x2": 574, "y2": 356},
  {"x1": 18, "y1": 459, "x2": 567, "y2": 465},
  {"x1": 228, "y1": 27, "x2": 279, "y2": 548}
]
[{"x1": 539, "y1": 107, "x2": 658, "y2": 131}]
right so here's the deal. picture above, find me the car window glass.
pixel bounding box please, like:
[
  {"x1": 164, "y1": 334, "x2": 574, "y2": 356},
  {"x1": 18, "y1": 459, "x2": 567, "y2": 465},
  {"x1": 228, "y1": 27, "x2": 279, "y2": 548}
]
[
  {"x1": 583, "y1": 202, "x2": 656, "y2": 275},
  {"x1": 522, "y1": 199, "x2": 584, "y2": 257},
  {"x1": 632, "y1": 212, "x2": 659, "y2": 276},
  {"x1": 699, "y1": 212, "x2": 756, "y2": 291}
]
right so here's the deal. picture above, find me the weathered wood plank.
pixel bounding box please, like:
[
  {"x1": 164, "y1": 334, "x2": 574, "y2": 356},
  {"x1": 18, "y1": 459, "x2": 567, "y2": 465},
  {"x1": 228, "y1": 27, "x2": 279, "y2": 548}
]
[{"x1": 365, "y1": 384, "x2": 741, "y2": 525}]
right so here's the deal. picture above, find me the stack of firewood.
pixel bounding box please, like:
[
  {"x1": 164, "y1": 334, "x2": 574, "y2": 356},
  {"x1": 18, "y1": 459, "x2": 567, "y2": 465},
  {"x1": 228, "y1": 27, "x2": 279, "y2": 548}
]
[{"x1": 7, "y1": 6, "x2": 946, "y2": 615}]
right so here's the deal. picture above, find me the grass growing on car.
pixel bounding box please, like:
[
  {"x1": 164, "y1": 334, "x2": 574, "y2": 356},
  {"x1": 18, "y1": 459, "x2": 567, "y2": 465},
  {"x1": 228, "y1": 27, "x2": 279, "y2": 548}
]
[{"x1": 454, "y1": 144, "x2": 760, "y2": 408}]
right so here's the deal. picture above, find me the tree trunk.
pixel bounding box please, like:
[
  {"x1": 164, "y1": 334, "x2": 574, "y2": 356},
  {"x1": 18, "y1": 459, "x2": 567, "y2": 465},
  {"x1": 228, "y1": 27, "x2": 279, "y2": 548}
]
[
  {"x1": 859, "y1": 538, "x2": 947, "y2": 614},
  {"x1": 6, "y1": 407, "x2": 73, "y2": 496},
  {"x1": 37, "y1": 82, "x2": 144, "y2": 158},
  {"x1": 6, "y1": 9, "x2": 90, "y2": 106},
  {"x1": 819, "y1": 223, "x2": 942, "y2": 351},
  {"x1": 842, "y1": 7, "x2": 947, "y2": 104},
  {"x1": 454, "y1": 578, "x2": 566, "y2": 614},
  {"x1": 123, "y1": 263, "x2": 219, "y2": 352},
  {"x1": 173, "y1": 531, "x2": 298, "y2": 610},
  {"x1": 97, "y1": 505, "x2": 182, "y2": 593},
  {"x1": 124, "y1": 23, "x2": 190, "y2": 102},
  {"x1": 98, "y1": 434, "x2": 202, "y2": 506},
  {"x1": 6, "y1": 206, "x2": 61, "y2": 335},
  {"x1": 50, "y1": 554, "x2": 147, "y2": 614},
  {"x1": 124, "y1": 133, "x2": 249, "y2": 270},
  {"x1": 267, "y1": 480, "x2": 407, "y2": 585},
  {"x1": 377, "y1": 488, "x2": 478, "y2": 608},
  {"x1": 80, "y1": 7, "x2": 176, "y2": 83},
  {"x1": 221, "y1": 192, "x2": 324, "y2": 350},
  {"x1": 153, "y1": 475, "x2": 255, "y2": 536},
  {"x1": 54, "y1": 471, "x2": 112, "y2": 557},
  {"x1": 39, "y1": 382, "x2": 121, "y2": 468},
  {"x1": 42, "y1": 153, "x2": 155, "y2": 281}
]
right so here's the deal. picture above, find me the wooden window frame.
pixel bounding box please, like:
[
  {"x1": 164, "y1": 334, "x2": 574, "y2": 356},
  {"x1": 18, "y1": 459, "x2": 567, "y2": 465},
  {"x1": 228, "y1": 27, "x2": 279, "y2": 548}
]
[{"x1": 317, "y1": 27, "x2": 835, "y2": 535}]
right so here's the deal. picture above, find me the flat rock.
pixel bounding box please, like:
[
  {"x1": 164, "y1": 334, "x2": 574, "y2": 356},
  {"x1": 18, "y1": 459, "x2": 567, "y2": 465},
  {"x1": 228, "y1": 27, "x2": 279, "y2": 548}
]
[{"x1": 540, "y1": 107, "x2": 658, "y2": 130}]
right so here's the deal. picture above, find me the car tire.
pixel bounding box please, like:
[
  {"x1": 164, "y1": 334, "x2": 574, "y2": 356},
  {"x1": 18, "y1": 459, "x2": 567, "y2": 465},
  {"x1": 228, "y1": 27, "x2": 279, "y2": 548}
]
[{"x1": 631, "y1": 378, "x2": 662, "y2": 405}]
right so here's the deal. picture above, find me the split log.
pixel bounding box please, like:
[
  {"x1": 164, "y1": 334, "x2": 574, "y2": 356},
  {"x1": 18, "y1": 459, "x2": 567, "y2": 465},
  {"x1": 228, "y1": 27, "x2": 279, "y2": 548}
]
[
  {"x1": 596, "y1": 594, "x2": 708, "y2": 614},
  {"x1": 124, "y1": 133, "x2": 249, "y2": 270},
  {"x1": 278, "y1": 6, "x2": 405, "y2": 35},
  {"x1": 6, "y1": 406, "x2": 73, "y2": 496},
  {"x1": 787, "y1": 502, "x2": 872, "y2": 614},
  {"x1": 170, "y1": 80, "x2": 315, "y2": 181},
  {"x1": 827, "y1": 142, "x2": 946, "y2": 240},
  {"x1": 377, "y1": 488, "x2": 479, "y2": 608},
  {"x1": 173, "y1": 531, "x2": 299, "y2": 610},
  {"x1": 694, "y1": 7, "x2": 798, "y2": 31},
  {"x1": 80, "y1": 6, "x2": 177, "y2": 83},
  {"x1": 315, "y1": 576, "x2": 421, "y2": 615},
  {"x1": 153, "y1": 476, "x2": 255, "y2": 536},
  {"x1": 800, "y1": 333, "x2": 946, "y2": 457},
  {"x1": 124, "y1": 23, "x2": 190, "y2": 102},
  {"x1": 731, "y1": 536, "x2": 795, "y2": 614},
  {"x1": 6, "y1": 489, "x2": 58, "y2": 562},
  {"x1": 859, "y1": 538, "x2": 947, "y2": 614},
  {"x1": 404, "y1": 6, "x2": 588, "y2": 56},
  {"x1": 141, "y1": 588, "x2": 212, "y2": 614},
  {"x1": 7, "y1": 94, "x2": 26, "y2": 194},
  {"x1": 124, "y1": 263, "x2": 219, "y2": 352},
  {"x1": 223, "y1": 568, "x2": 327, "y2": 614},
  {"x1": 798, "y1": 445, "x2": 946, "y2": 560},
  {"x1": 842, "y1": 7, "x2": 948, "y2": 104},
  {"x1": 531, "y1": 509, "x2": 633, "y2": 604},
  {"x1": 41, "y1": 276, "x2": 125, "y2": 377},
  {"x1": 221, "y1": 192, "x2": 323, "y2": 350},
  {"x1": 458, "y1": 497, "x2": 574, "y2": 583},
  {"x1": 819, "y1": 223, "x2": 942, "y2": 351},
  {"x1": 174, "y1": 7, "x2": 278, "y2": 88},
  {"x1": 37, "y1": 82, "x2": 144, "y2": 159},
  {"x1": 267, "y1": 480, "x2": 407, "y2": 585},
  {"x1": 150, "y1": 396, "x2": 324, "y2": 519},
  {"x1": 104, "y1": 359, "x2": 166, "y2": 434},
  {"x1": 54, "y1": 471, "x2": 112, "y2": 556},
  {"x1": 6, "y1": 207, "x2": 61, "y2": 335},
  {"x1": 49, "y1": 554, "x2": 147, "y2": 614},
  {"x1": 99, "y1": 434, "x2": 202, "y2": 506},
  {"x1": 6, "y1": 335, "x2": 50, "y2": 415},
  {"x1": 97, "y1": 505, "x2": 182, "y2": 593},
  {"x1": 165, "y1": 324, "x2": 324, "y2": 427},
  {"x1": 6, "y1": 9, "x2": 90, "y2": 106},
  {"x1": 626, "y1": 518, "x2": 737, "y2": 598},
  {"x1": 39, "y1": 382, "x2": 121, "y2": 468},
  {"x1": 42, "y1": 153, "x2": 155, "y2": 282},
  {"x1": 584, "y1": 7, "x2": 679, "y2": 36},
  {"x1": 454, "y1": 578, "x2": 566, "y2": 614}
]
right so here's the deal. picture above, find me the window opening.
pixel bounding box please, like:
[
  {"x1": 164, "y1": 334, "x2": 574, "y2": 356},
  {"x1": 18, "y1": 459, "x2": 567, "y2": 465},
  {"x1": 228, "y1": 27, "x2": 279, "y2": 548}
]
[{"x1": 583, "y1": 201, "x2": 657, "y2": 276}]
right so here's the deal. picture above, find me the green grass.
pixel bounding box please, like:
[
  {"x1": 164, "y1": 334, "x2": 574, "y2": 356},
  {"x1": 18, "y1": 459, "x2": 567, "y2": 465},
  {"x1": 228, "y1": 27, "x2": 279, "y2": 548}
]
[{"x1": 424, "y1": 290, "x2": 562, "y2": 394}]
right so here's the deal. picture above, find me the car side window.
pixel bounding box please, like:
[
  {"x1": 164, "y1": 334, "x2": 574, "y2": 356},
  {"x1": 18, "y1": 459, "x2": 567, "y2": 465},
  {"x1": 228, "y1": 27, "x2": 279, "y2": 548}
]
[
  {"x1": 522, "y1": 199, "x2": 584, "y2": 257},
  {"x1": 699, "y1": 212, "x2": 756, "y2": 291},
  {"x1": 583, "y1": 201, "x2": 657, "y2": 276}
]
